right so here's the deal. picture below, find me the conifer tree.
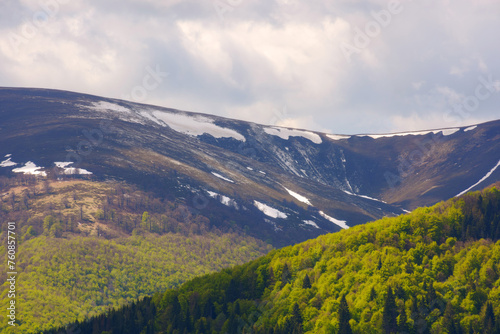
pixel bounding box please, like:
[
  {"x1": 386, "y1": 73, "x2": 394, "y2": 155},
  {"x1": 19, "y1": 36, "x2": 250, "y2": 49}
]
[
  {"x1": 427, "y1": 282, "x2": 437, "y2": 309},
  {"x1": 338, "y1": 295, "x2": 353, "y2": 334},
  {"x1": 398, "y1": 307, "x2": 410, "y2": 333},
  {"x1": 302, "y1": 274, "x2": 312, "y2": 289},
  {"x1": 281, "y1": 263, "x2": 291, "y2": 286},
  {"x1": 226, "y1": 278, "x2": 239, "y2": 302},
  {"x1": 291, "y1": 303, "x2": 303, "y2": 334},
  {"x1": 483, "y1": 302, "x2": 496, "y2": 334},
  {"x1": 171, "y1": 294, "x2": 182, "y2": 330},
  {"x1": 383, "y1": 287, "x2": 398, "y2": 334},
  {"x1": 369, "y1": 286, "x2": 377, "y2": 301}
]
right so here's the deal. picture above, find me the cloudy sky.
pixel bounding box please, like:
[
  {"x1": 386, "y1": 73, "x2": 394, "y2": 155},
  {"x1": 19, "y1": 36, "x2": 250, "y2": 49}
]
[{"x1": 1, "y1": 0, "x2": 499, "y2": 134}]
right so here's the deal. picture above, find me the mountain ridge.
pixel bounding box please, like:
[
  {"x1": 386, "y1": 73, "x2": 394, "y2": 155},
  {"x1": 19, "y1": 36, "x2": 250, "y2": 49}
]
[
  {"x1": 1, "y1": 87, "x2": 499, "y2": 246},
  {"x1": 0, "y1": 87, "x2": 489, "y2": 137}
]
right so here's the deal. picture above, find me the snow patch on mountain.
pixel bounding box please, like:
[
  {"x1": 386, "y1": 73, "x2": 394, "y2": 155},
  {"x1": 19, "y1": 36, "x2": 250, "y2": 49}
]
[
  {"x1": 254, "y1": 201, "x2": 288, "y2": 219},
  {"x1": 206, "y1": 190, "x2": 238, "y2": 208},
  {"x1": 464, "y1": 125, "x2": 477, "y2": 132},
  {"x1": 139, "y1": 111, "x2": 164, "y2": 125},
  {"x1": 211, "y1": 172, "x2": 235, "y2": 183},
  {"x1": 442, "y1": 128, "x2": 460, "y2": 136},
  {"x1": 343, "y1": 190, "x2": 387, "y2": 204},
  {"x1": 361, "y1": 128, "x2": 460, "y2": 139},
  {"x1": 63, "y1": 168, "x2": 93, "y2": 175},
  {"x1": 54, "y1": 162, "x2": 93, "y2": 175},
  {"x1": 90, "y1": 101, "x2": 130, "y2": 113},
  {"x1": 455, "y1": 159, "x2": 500, "y2": 197},
  {"x1": 319, "y1": 211, "x2": 349, "y2": 229},
  {"x1": 264, "y1": 127, "x2": 322, "y2": 144},
  {"x1": 13, "y1": 161, "x2": 46, "y2": 176},
  {"x1": 284, "y1": 187, "x2": 312, "y2": 205},
  {"x1": 152, "y1": 111, "x2": 246, "y2": 141},
  {"x1": 0, "y1": 157, "x2": 17, "y2": 167},
  {"x1": 327, "y1": 134, "x2": 351, "y2": 141},
  {"x1": 302, "y1": 220, "x2": 320, "y2": 229},
  {"x1": 55, "y1": 162, "x2": 73, "y2": 168}
]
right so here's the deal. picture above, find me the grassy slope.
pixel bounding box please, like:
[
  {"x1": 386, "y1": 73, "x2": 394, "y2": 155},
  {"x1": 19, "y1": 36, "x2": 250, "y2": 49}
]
[{"x1": 0, "y1": 177, "x2": 270, "y2": 333}]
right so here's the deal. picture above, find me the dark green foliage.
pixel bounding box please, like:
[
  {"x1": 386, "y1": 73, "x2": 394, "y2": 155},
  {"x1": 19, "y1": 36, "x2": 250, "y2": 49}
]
[
  {"x1": 302, "y1": 274, "x2": 311, "y2": 289},
  {"x1": 383, "y1": 287, "x2": 398, "y2": 334},
  {"x1": 338, "y1": 295, "x2": 353, "y2": 334},
  {"x1": 369, "y1": 286, "x2": 377, "y2": 301},
  {"x1": 483, "y1": 302, "x2": 496, "y2": 334},
  {"x1": 226, "y1": 278, "x2": 239, "y2": 303},
  {"x1": 443, "y1": 302, "x2": 457, "y2": 333},
  {"x1": 291, "y1": 303, "x2": 303, "y2": 334},
  {"x1": 281, "y1": 263, "x2": 291, "y2": 286},
  {"x1": 398, "y1": 307, "x2": 410, "y2": 333}
]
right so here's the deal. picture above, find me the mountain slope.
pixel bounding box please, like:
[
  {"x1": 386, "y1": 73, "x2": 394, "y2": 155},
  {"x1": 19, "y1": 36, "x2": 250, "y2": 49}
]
[
  {"x1": 0, "y1": 177, "x2": 270, "y2": 333},
  {"x1": 53, "y1": 183, "x2": 500, "y2": 334},
  {"x1": 1, "y1": 87, "x2": 499, "y2": 246}
]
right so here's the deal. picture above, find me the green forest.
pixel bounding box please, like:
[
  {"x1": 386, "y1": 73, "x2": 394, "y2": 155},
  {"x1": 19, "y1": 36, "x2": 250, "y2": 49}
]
[
  {"x1": 48, "y1": 182, "x2": 500, "y2": 333},
  {"x1": 0, "y1": 176, "x2": 270, "y2": 333}
]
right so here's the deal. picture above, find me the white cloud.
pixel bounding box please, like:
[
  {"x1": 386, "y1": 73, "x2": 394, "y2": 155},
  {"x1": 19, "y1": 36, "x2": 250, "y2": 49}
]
[
  {"x1": 0, "y1": 0, "x2": 499, "y2": 134},
  {"x1": 412, "y1": 81, "x2": 425, "y2": 90}
]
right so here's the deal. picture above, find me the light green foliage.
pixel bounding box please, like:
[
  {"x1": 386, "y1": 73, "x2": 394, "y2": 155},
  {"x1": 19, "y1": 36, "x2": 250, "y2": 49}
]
[
  {"x1": 83, "y1": 184, "x2": 500, "y2": 334},
  {"x1": 0, "y1": 178, "x2": 270, "y2": 333},
  {"x1": 0, "y1": 232, "x2": 268, "y2": 333}
]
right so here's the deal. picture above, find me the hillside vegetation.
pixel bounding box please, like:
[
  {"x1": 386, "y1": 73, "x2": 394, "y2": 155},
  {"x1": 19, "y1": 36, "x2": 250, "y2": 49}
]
[
  {"x1": 0, "y1": 176, "x2": 270, "y2": 333},
  {"x1": 51, "y1": 182, "x2": 500, "y2": 333}
]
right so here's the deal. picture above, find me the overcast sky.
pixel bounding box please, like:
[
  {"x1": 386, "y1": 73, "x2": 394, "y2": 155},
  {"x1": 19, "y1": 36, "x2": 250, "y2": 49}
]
[{"x1": 1, "y1": 0, "x2": 499, "y2": 134}]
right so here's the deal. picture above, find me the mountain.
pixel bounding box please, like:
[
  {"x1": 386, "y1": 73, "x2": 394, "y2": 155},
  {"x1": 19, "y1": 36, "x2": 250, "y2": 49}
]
[
  {"x1": 0, "y1": 177, "x2": 270, "y2": 333},
  {"x1": 49, "y1": 183, "x2": 500, "y2": 334},
  {"x1": 1, "y1": 87, "x2": 499, "y2": 247}
]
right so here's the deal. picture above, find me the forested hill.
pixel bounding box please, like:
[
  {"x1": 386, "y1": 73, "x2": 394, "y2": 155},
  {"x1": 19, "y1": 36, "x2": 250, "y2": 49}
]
[
  {"x1": 0, "y1": 176, "x2": 270, "y2": 333},
  {"x1": 48, "y1": 182, "x2": 500, "y2": 334}
]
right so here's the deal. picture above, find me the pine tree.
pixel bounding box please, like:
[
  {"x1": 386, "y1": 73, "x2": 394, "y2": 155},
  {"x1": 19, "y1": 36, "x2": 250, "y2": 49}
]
[
  {"x1": 185, "y1": 302, "x2": 193, "y2": 332},
  {"x1": 226, "y1": 278, "x2": 239, "y2": 302},
  {"x1": 225, "y1": 313, "x2": 238, "y2": 333},
  {"x1": 427, "y1": 282, "x2": 437, "y2": 309},
  {"x1": 291, "y1": 303, "x2": 303, "y2": 334},
  {"x1": 338, "y1": 295, "x2": 353, "y2": 334},
  {"x1": 369, "y1": 286, "x2": 377, "y2": 301},
  {"x1": 281, "y1": 263, "x2": 291, "y2": 286},
  {"x1": 171, "y1": 294, "x2": 182, "y2": 330},
  {"x1": 483, "y1": 302, "x2": 496, "y2": 334},
  {"x1": 443, "y1": 302, "x2": 463, "y2": 334},
  {"x1": 203, "y1": 296, "x2": 216, "y2": 319},
  {"x1": 443, "y1": 302, "x2": 454, "y2": 331},
  {"x1": 234, "y1": 300, "x2": 241, "y2": 315},
  {"x1": 383, "y1": 287, "x2": 398, "y2": 334},
  {"x1": 302, "y1": 274, "x2": 312, "y2": 289},
  {"x1": 398, "y1": 307, "x2": 410, "y2": 333}
]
